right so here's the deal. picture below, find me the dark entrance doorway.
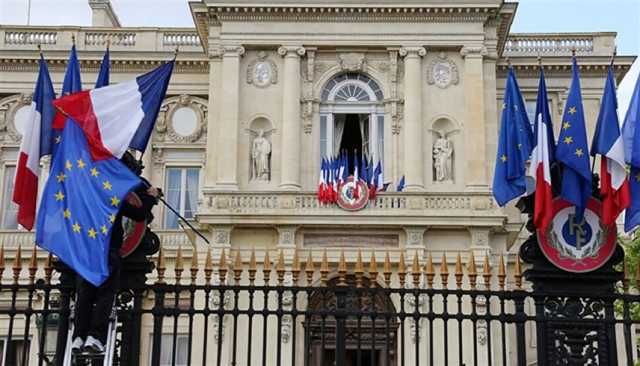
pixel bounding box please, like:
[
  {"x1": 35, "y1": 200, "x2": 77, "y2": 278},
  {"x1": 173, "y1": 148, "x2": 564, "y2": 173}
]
[{"x1": 337, "y1": 114, "x2": 366, "y2": 175}]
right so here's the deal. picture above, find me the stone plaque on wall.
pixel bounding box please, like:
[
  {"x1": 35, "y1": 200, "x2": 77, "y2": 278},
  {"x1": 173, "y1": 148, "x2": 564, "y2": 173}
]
[{"x1": 303, "y1": 233, "x2": 399, "y2": 248}]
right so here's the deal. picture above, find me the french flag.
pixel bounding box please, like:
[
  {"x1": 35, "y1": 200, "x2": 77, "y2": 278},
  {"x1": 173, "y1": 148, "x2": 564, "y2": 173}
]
[
  {"x1": 12, "y1": 54, "x2": 56, "y2": 230},
  {"x1": 52, "y1": 61, "x2": 174, "y2": 161},
  {"x1": 527, "y1": 68, "x2": 555, "y2": 230},
  {"x1": 591, "y1": 66, "x2": 630, "y2": 225}
]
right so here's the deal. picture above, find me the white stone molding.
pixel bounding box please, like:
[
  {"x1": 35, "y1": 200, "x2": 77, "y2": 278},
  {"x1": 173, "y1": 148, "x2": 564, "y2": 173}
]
[
  {"x1": 223, "y1": 45, "x2": 245, "y2": 57},
  {"x1": 337, "y1": 52, "x2": 367, "y2": 72},
  {"x1": 399, "y1": 46, "x2": 427, "y2": 58},
  {"x1": 427, "y1": 52, "x2": 459, "y2": 89},
  {"x1": 246, "y1": 51, "x2": 278, "y2": 88},
  {"x1": 277, "y1": 46, "x2": 306, "y2": 58},
  {"x1": 460, "y1": 45, "x2": 488, "y2": 58},
  {"x1": 156, "y1": 94, "x2": 208, "y2": 144}
]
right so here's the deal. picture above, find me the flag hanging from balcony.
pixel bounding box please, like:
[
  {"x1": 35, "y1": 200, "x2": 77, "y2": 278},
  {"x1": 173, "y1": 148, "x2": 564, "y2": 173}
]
[
  {"x1": 52, "y1": 61, "x2": 174, "y2": 161},
  {"x1": 591, "y1": 66, "x2": 630, "y2": 226},
  {"x1": 95, "y1": 47, "x2": 110, "y2": 88},
  {"x1": 555, "y1": 57, "x2": 592, "y2": 221},
  {"x1": 622, "y1": 65, "x2": 640, "y2": 232},
  {"x1": 527, "y1": 67, "x2": 556, "y2": 229},
  {"x1": 51, "y1": 44, "x2": 82, "y2": 133},
  {"x1": 12, "y1": 53, "x2": 56, "y2": 230}
]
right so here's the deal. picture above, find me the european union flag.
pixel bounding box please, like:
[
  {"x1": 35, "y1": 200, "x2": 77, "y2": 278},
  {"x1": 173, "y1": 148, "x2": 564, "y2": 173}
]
[
  {"x1": 493, "y1": 67, "x2": 530, "y2": 206},
  {"x1": 50, "y1": 45, "x2": 83, "y2": 155},
  {"x1": 555, "y1": 57, "x2": 592, "y2": 220},
  {"x1": 36, "y1": 121, "x2": 141, "y2": 286}
]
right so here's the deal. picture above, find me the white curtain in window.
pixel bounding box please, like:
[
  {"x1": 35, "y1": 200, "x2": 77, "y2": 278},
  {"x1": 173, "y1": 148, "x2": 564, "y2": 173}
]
[
  {"x1": 359, "y1": 114, "x2": 370, "y2": 158},
  {"x1": 333, "y1": 114, "x2": 346, "y2": 156},
  {"x1": 2, "y1": 167, "x2": 18, "y2": 229},
  {"x1": 164, "y1": 169, "x2": 182, "y2": 229},
  {"x1": 184, "y1": 168, "x2": 199, "y2": 219}
]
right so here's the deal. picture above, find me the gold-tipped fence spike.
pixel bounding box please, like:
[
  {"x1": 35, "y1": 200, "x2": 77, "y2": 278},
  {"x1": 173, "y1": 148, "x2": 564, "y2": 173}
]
[
  {"x1": 467, "y1": 253, "x2": 477, "y2": 290},
  {"x1": 320, "y1": 250, "x2": 329, "y2": 286},
  {"x1": 411, "y1": 251, "x2": 421, "y2": 287},
  {"x1": 383, "y1": 251, "x2": 392, "y2": 288},
  {"x1": 305, "y1": 251, "x2": 315, "y2": 286},
  {"x1": 248, "y1": 248, "x2": 257, "y2": 285},
  {"x1": 291, "y1": 250, "x2": 301, "y2": 285},
  {"x1": 454, "y1": 252, "x2": 463, "y2": 289},
  {"x1": 44, "y1": 253, "x2": 53, "y2": 284},
  {"x1": 13, "y1": 245, "x2": 22, "y2": 284},
  {"x1": 355, "y1": 250, "x2": 364, "y2": 288},
  {"x1": 157, "y1": 246, "x2": 166, "y2": 283},
  {"x1": 498, "y1": 255, "x2": 506, "y2": 290},
  {"x1": 175, "y1": 246, "x2": 184, "y2": 282},
  {"x1": 234, "y1": 250, "x2": 243, "y2": 283},
  {"x1": 623, "y1": 258, "x2": 630, "y2": 293},
  {"x1": 440, "y1": 253, "x2": 449, "y2": 288},
  {"x1": 369, "y1": 252, "x2": 378, "y2": 288},
  {"x1": 482, "y1": 254, "x2": 492, "y2": 290},
  {"x1": 338, "y1": 250, "x2": 347, "y2": 286},
  {"x1": 28, "y1": 246, "x2": 37, "y2": 284},
  {"x1": 263, "y1": 250, "x2": 271, "y2": 283},
  {"x1": 276, "y1": 250, "x2": 286, "y2": 285},
  {"x1": 204, "y1": 247, "x2": 213, "y2": 284},
  {"x1": 218, "y1": 248, "x2": 228, "y2": 283},
  {"x1": 514, "y1": 254, "x2": 523, "y2": 290},
  {"x1": 425, "y1": 252, "x2": 435, "y2": 289},
  {"x1": 190, "y1": 248, "x2": 199, "y2": 284}
]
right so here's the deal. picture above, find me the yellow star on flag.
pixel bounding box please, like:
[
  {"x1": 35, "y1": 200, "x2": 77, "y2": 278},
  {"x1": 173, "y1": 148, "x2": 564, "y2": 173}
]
[
  {"x1": 563, "y1": 122, "x2": 571, "y2": 130},
  {"x1": 568, "y1": 106, "x2": 577, "y2": 115},
  {"x1": 111, "y1": 196, "x2": 120, "y2": 207},
  {"x1": 563, "y1": 136, "x2": 573, "y2": 144},
  {"x1": 103, "y1": 180, "x2": 112, "y2": 191},
  {"x1": 500, "y1": 154, "x2": 507, "y2": 162},
  {"x1": 87, "y1": 228, "x2": 97, "y2": 239},
  {"x1": 101, "y1": 225, "x2": 108, "y2": 234},
  {"x1": 63, "y1": 208, "x2": 71, "y2": 219},
  {"x1": 575, "y1": 148, "x2": 584, "y2": 157},
  {"x1": 56, "y1": 173, "x2": 66, "y2": 183},
  {"x1": 55, "y1": 191, "x2": 65, "y2": 201},
  {"x1": 72, "y1": 222, "x2": 81, "y2": 233},
  {"x1": 109, "y1": 214, "x2": 116, "y2": 223},
  {"x1": 77, "y1": 159, "x2": 86, "y2": 169},
  {"x1": 65, "y1": 160, "x2": 73, "y2": 171},
  {"x1": 90, "y1": 168, "x2": 99, "y2": 177}
]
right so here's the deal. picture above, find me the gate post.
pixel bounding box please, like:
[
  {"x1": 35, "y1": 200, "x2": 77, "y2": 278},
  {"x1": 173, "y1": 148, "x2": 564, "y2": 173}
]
[{"x1": 518, "y1": 186, "x2": 624, "y2": 365}]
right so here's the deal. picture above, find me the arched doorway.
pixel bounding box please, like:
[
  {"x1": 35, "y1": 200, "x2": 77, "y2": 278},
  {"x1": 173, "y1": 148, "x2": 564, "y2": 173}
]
[
  {"x1": 319, "y1": 73, "x2": 385, "y2": 171},
  {"x1": 305, "y1": 276, "x2": 398, "y2": 366}
]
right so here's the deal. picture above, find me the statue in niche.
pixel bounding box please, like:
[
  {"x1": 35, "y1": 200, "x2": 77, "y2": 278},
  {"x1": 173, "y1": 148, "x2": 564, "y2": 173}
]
[
  {"x1": 250, "y1": 129, "x2": 273, "y2": 181},
  {"x1": 432, "y1": 132, "x2": 454, "y2": 182}
]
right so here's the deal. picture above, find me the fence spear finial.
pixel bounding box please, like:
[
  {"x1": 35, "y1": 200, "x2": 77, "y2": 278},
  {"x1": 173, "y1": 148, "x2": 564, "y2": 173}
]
[
  {"x1": 28, "y1": 245, "x2": 37, "y2": 285},
  {"x1": 337, "y1": 250, "x2": 347, "y2": 286},
  {"x1": 204, "y1": 247, "x2": 213, "y2": 284},
  {"x1": 218, "y1": 248, "x2": 228, "y2": 283},
  {"x1": 355, "y1": 249, "x2": 364, "y2": 288},
  {"x1": 175, "y1": 246, "x2": 184, "y2": 283},
  {"x1": 368, "y1": 251, "x2": 378, "y2": 288},
  {"x1": 276, "y1": 249, "x2": 286, "y2": 285},
  {"x1": 425, "y1": 252, "x2": 435, "y2": 289},
  {"x1": 411, "y1": 251, "x2": 421, "y2": 287},
  {"x1": 514, "y1": 254, "x2": 523, "y2": 290},
  {"x1": 482, "y1": 254, "x2": 492, "y2": 290},
  {"x1": 157, "y1": 246, "x2": 166, "y2": 284},
  {"x1": 263, "y1": 250, "x2": 271, "y2": 284},
  {"x1": 467, "y1": 253, "x2": 477, "y2": 290},
  {"x1": 498, "y1": 255, "x2": 506, "y2": 290},
  {"x1": 233, "y1": 250, "x2": 243, "y2": 284},
  {"x1": 44, "y1": 253, "x2": 53, "y2": 284},
  {"x1": 320, "y1": 250, "x2": 329, "y2": 286},
  {"x1": 291, "y1": 249, "x2": 301, "y2": 285},
  {"x1": 305, "y1": 251, "x2": 315, "y2": 286},
  {"x1": 397, "y1": 251, "x2": 406, "y2": 287},
  {"x1": 248, "y1": 247, "x2": 257, "y2": 285},
  {"x1": 12, "y1": 245, "x2": 22, "y2": 285},
  {"x1": 383, "y1": 251, "x2": 393, "y2": 288},
  {"x1": 440, "y1": 253, "x2": 449, "y2": 288},
  {"x1": 190, "y1": 247, "x2": 199, "y2": 285},
  {"x1": 454, "y1": 252, "x2": 463, "y2": 289}
]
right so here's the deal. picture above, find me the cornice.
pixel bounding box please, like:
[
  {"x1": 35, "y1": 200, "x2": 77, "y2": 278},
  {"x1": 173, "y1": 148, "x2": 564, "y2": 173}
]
[
  {"x1": 496, "y1": 61, "x2": 633, "y2": 82},
  {"x1": 0, "y1": 58, "x2": 208, "y2": 73}
]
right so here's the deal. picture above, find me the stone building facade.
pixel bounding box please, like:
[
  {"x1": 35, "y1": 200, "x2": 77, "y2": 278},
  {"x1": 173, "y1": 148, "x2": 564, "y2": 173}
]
[{"x1": 0, "y1": 0, "x2": 635, "y2": 365}]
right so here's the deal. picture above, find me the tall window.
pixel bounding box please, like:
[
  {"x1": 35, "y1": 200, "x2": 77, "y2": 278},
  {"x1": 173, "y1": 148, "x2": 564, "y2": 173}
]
[
  {"x1": 1, "y1": 166, "x2": 18, "y2": 229},
  {"x1": 0, "y1": 338, "x2": 31, "y2": 366},
  {"x1": 149, "y1": 334, "x2": 188, "y2": 366},
  {"x1": 164, "y1": 167, "x2": 200, "y2": 229}
]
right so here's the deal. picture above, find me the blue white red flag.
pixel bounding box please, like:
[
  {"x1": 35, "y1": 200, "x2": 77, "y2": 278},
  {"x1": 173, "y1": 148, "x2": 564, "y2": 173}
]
[
  {"x1": 591, "y1": 66, "x2": 630, "y2": 225},
  {"x1": 95, "y1": 47, "x2": 110, "y2": 88},
  {"x1": 52, "y1": 61, "x2": 174, "y2": 161},
  {"x1": 622, "y1": 65, "x2": 640, "y2": 232},
  {"x1": 12, "y1": 54, "x2": 56, "y2": 230},
  {"x1": 527, "y1": 68, "x2": 555, "y2": 229},
  {"x1": 51, "y1": 45, "x2": 82, "y2": 133},
  {"x1": 396, "y1": 175, "x2": 405, "y2": 192}
]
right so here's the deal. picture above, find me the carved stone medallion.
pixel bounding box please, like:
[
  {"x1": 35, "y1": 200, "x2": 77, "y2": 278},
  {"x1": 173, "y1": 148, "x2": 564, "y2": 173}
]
[
  {"x1": 427, "y1": 52, "x2": 459, "y2": 89},
  {"x1": 338, "y1": 52, "x2": 367, "y2": 72},
  {"x1": 247, "y1": 51, "x2": 278, "y2": 88}
]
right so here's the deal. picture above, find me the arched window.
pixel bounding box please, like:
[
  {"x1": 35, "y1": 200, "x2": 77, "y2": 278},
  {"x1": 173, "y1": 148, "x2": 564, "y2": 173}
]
[{"x1": 319, "y1": 73, "x2": 385, "y2": 176}]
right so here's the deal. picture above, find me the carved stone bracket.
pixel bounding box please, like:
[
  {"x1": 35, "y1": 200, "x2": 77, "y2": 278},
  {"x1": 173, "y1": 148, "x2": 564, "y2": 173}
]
[
  {"x1": 276, "y1": 225, "x2": 299, "y2": 248},
  {"x1": 404, "y1": 226, "x2": 427, "y2": 249},
  {"x1": 460, "y1": 45, "x2": 488, "y2": 58},
  {"x1": 337, "y1": 52, "x2": 367, "y2": 72},
  {"x1": 399, "y1": 46, "x2": 426, "y2": 58},
  {"x1": 468, "y1": 227, "x2": 491, "y2": 250},
  {"x1": 223, "y1": 45, "x2": 246, "y2": 57},
  {"x1": 278, "y1": 46, "x2": 306, "y2": 58},
  {"x1": 212, "y1": 226, "x2": 233, "y2": 248}
]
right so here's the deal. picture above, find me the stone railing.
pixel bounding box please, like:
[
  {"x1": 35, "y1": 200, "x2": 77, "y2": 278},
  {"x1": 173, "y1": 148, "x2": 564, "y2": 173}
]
[
  {"x1": 0, "y1": 26, "x2": 202, "y2": 53},
  {"x1": 504, "y1": 33, "x2": 616, "y2": 57},
  {"x1": 0, "y1": 229, "x2": 191, "y2": 249},
  {"x1": 199, "y1": 191, "x2": 503, "y2": 226}
]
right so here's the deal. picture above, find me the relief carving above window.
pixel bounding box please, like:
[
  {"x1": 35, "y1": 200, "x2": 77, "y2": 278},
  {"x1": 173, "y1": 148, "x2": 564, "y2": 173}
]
[
  {"x1": 246, "y1": 51, "x2": 278, "y2": 88},
  {"x1": 155, "y1": 94, "x2": 208, "y2": 144},
  {"x1": 427, "y1": 52, "x2": 459, "y2": 89},
  {"x1": 0, "y1": 93, "x2": 34, "y2": 144}
]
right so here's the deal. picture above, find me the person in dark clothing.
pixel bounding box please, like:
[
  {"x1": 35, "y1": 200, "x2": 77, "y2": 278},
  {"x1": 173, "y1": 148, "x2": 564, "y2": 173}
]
[{"x1": 71, "y1": 153, "x2": 159, "y2": 354}]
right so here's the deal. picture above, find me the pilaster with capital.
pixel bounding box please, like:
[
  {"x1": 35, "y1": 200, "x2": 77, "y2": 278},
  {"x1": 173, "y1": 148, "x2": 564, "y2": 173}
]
[
  {"x1": 400, "y1": 47, "x2": 426, "y2": 191},
  {"x1": 204, "y1": 45, "x2": 224, "y2": 187},
  {"x1": 278, "y1": 46, "x2": 305, "y2": 190},
  {"x1": 460, "y1": 46, "x2": 488, "y2": 191},
  {"x1": 215, "y1": 45, "x2": 245, "y2": 190}
]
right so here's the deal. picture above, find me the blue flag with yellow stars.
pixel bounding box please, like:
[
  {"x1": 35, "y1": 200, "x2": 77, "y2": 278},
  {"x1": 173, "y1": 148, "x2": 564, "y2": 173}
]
[
  {"x1": 555, "y1": 57, "x2": 592, "y2": 221},
  {"x1": 35, "y1": 121, "x2": 141, "y2": 286},
  {"x1": 493, "y1": 67, "x2": 531, "y2": 206}
]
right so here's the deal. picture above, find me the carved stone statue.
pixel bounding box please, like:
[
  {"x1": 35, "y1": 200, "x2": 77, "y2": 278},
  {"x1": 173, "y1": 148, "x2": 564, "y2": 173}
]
[
  {"x1": 433, "y1": 133, "x2": 454, "y2": 182},
  {"x1": 251, "y1": 129, "x2": 272, "y2": 181}
]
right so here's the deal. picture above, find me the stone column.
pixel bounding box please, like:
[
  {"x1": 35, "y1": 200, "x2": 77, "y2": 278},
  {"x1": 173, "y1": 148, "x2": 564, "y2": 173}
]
[
  {"x1": 399, "y1": 47, "x2": 426, "y2": 191},
  {"x1": 216, "y1": 45, "x2": 245, "y2": 190},
  {"x1": 460, "y1": 46, "x2": 488, "y2": 191},
  {"x1": 278, "y1": 46, "x2": 306, "y2": 190},
  {"x1": 204, "y1": 45, "x2": 223, "y2": 187}
]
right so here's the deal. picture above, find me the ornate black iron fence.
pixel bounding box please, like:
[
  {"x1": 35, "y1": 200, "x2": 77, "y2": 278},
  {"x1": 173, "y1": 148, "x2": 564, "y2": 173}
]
[{"x1": 0, "y1": 246, "x2": 638, "y2": 366}]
